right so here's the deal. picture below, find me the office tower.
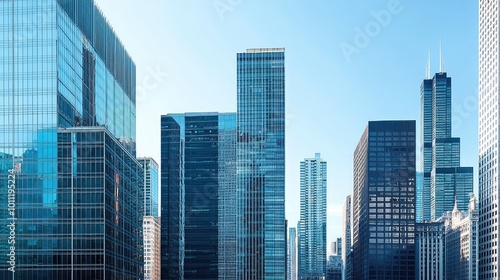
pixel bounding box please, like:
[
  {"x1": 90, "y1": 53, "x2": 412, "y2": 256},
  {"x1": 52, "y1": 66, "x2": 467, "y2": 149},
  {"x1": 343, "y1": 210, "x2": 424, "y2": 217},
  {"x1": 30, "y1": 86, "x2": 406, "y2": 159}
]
[
  {"x1": 0, "y1": 1, "x2": 142, "y2": 278},
  {"x1": 288, "y1": 227, "x2": 297, "y2": 280},
  {"x1": 342, "y1": 195, "x2": 352, "y2": 280},
  {"x1": 416, "y1": 172, "x2": 423, "y2": 222},
  {"x1": 161, "y1": 113, "x2": 236, "y2": 280},
  {"x1": 298, "y1": 153, "x2": 327, "y2": 279},
  {"x1": 236, "y1": 48, "x2": 286, "y2": 279},
  {"x1": 420, "y1": 71, "x2": 473, "y2": 221},
  {"x1": 345, "y1": 248, "x2": 353, "y2": 280},
  {"x1": 445, "y1": 195, "x2": 479, "y2": 280},
  {"x1": 326, "y1": 255, "x2": 342, "y2": 280},
  {"x1": 352, "y1": 121, "x2": 416, "y2": 280},
  {"x1": 416, "y1": 221, "x2": 446, "y2": 280},
  {"x1": 331, "y1": 237, "x2": 342, "y2": 256},
  {"x1": 337, "y1": 238, "x2": 342, "y2": 256},
  {"x1": 144, "y1": 216, "x2": 161, "y2": 280},
  {"x1": 139, "y1": 157, "x2": 159, "y2": 216},
  {"x1": 479, "y1": 0, "x2": 500, "y2": 277}
]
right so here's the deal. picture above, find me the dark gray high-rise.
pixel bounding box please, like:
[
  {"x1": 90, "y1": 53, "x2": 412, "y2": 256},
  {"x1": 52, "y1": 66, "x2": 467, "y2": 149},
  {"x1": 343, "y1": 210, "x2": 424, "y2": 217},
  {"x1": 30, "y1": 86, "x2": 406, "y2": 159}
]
[
  {"x1": 160, "y1": 113, "x2": 236, "y2": 280},
  {"x1": 353, "y1": 121, "x2": 416, "y2": 280}
]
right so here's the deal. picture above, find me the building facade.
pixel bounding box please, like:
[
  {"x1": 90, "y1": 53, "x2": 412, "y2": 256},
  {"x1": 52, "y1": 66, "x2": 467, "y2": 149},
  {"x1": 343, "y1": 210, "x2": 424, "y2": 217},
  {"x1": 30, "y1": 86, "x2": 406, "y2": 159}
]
[
  {"x1": 326, "y1": 255, "x2": 342, "y2": 280},
  {"x1": 416, "y1": 172, "x2": 423, "y2": 222},
  {"x1": 352, "y1": 121, "x2": 416, "y2": 280},
  {"x1": 445, "y1": 195, "x2": 479, "y2": 280},
  {"x1": 331, "y1": 237, "x2": 342, "y2": 256},
  {"x1": 479, "y1": 0, "x2": 500, "y2": 278},
  {"x1": 342, "y1": 195, "x2": 352, "y2": 280},
  {"x1": 138, "y1": 157, "x2": 159, "y2": 216},
  {"x1": 288, "y1": 227, "x2": 297, "y2": 280},
  {"x1": 237, "y1": 48, "x2": 286, "y2": 279},
  {"x1": 420, "y1": 71, "x2": 473, "y2": 222},
  {"x1": 298, "y1": 153, "x2": 327, "y2": 279},
  {"x1": 160, "y1": 113, "x2": 237, "y2": 280},
  {"x1": 144, "y1": 216, "x2": 161, "y2": 280},
  {"x1": 416, "y1": 221, "x2": 446, "y2": 280},
  {"x1": 0, "y1": 0, "x2": 141, "y2": 278}
]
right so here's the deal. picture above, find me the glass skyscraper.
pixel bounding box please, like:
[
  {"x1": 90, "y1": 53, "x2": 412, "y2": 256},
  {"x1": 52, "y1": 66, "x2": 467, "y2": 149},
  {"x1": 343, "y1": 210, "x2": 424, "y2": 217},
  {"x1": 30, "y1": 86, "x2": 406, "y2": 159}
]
[
  {"x1": 419, "y1": 72, "x2": 473, "y2": 222},
  {"x1": 138, "y1": 157, "x2": 159, "y2": 217},
  {"x1": 479, "y1": 0, "x2": 500, "y2": 277},
  {"x1": 298, "y1": 153, "x2": 327, "y2": 279},
  {"x1": 160, "y1": 113, "x2": 236, "y2": 280},
  {"x1": 236, "y1": 48, "x2": 286, "y2": 279},
  {"x1": 352, "y1": 121, "x2": 416, "y2": 280},
  {"x1": 342, "y1": 195, "x2": 352, "y2": 280},
  {"x1": 287, "y1": 227, "x2": 297, "y2": 280},
  {"x1": 0, "y1": 0, "x2": 141, "y2": 278}
]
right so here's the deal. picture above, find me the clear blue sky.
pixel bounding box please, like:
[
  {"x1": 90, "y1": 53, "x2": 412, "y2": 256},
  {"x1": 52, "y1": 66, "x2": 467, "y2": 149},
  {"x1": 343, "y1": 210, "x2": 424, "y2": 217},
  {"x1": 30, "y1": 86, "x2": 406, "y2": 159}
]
[{"x1": 95, "y1": 0, "x2": 478, "y2": 255}]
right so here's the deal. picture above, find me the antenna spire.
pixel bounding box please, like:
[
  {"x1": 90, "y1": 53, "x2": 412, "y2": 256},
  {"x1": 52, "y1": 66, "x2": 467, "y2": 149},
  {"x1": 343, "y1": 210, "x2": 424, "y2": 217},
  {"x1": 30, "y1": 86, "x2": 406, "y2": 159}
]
[
  {"x1": 426, "y1": 49, "x2": 431, "y2": 79},
  {"x1": 439, "y1": 39, "x2": 444, "y2": 73}
]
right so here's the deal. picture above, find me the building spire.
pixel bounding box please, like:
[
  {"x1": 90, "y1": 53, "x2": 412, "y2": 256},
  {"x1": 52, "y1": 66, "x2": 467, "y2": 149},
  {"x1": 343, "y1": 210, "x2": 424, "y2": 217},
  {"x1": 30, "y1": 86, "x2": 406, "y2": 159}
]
[
  {"x1": 439, "y1": 39, "x2": 444, "y2": 73},
  {"x1": 426, "y1": 48, "x2": 431, "y2": 79}
]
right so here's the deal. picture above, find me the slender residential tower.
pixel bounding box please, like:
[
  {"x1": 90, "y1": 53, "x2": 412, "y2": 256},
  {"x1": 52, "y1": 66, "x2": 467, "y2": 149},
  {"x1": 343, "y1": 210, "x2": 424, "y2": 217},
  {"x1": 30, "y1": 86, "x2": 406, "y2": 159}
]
[
  {"x1": 479, "y1": 0, "x2": 500, "y2": 277},
  {"x1": 342, "y1": 195, "x2": 352, "y2": 280},
  {"x1": 138, "y1": 157, "x2": 160, "y2": 217},
  {"x1": 236, "y1": 48, "x2": 286, "y2": 279},
  {"x1": 298, "y1": 153, "x2": 327, "y2": 279},
  {"x1": 288, "y1": 227, "x2": 297, "y2": 280}
]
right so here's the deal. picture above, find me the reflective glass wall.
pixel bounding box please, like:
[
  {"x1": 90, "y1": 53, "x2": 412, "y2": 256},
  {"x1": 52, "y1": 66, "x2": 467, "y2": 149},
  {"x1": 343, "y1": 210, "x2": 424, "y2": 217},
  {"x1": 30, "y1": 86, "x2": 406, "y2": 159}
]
[
  {"x1": 236, "y1": 48, "x2": 286, "y2": 279},
  {"x1": 0, "y1": 0, "x2": 138, "y2": 278},
  {"x1": 161, "y1": 113, "x2": 237, "y2": 280}
]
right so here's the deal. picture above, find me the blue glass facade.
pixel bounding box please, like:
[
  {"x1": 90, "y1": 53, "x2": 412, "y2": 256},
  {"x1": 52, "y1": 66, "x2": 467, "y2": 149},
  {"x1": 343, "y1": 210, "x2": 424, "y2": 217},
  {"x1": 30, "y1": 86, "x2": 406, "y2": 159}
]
[
  {"x1": 236, "y1": 48, "x2": 286, "y2": 279},
  {"x1": 353, "y1": 121, "x2": 416, "y2": 280},
  {"x1": 160, "y1": 113, "x2": 237, "y2": 280},
  {"x1": 138, "y1": 157, "x2": 159, "y2": 217},
  {"x1": 298, "y1": 153, "x2": 327, "y2": 279},
  {"x1": 419, "y1": 72, "x2": 473, "y2": 221},
  {"x1": 420, "y1": 78, "x2": 433, "y2": 222},
  {"x1": 416, "y1": 172, "x2": 423, "y2": 222},
  {"x1": 0, "y1": 0, "x2": 140, "y2": 278}
]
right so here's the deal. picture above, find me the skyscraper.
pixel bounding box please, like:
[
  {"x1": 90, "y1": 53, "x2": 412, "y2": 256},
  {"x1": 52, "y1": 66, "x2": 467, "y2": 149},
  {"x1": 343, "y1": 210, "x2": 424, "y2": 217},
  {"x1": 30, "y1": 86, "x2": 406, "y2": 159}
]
[
  {"x1": 353, "y1": 121, "x2": 416, "y2": 280},
  {"x1": 0, "y1": 0, "x2": 142, "y2": 278},
  {"x1": 160, "y1": 112, "x2": 236, "y2": 280},
  {"x1": 342, "y1": 195, "x2": 352, "y2": 280},
  {"x1": 420, "y1": 71, "x2": 473, "y2": 221},
  {"x1": 479, "y1": 0, "x2": 500, "y2": 277},
  {"x1": 236, "y1": 48, "x2": 286, "y2": 279},
  {"x1": 138, "y1": 157, "x2": 159, "y2": 217},
  {"x1": 298, "y1": 153, "x2": 327, "y2": 279},
  {"x1": 144, "y1": 216, "x2": 162, "y2": 280},
  {"x1": 288, "y1": 227, "x2": 297, "y2": 280}
]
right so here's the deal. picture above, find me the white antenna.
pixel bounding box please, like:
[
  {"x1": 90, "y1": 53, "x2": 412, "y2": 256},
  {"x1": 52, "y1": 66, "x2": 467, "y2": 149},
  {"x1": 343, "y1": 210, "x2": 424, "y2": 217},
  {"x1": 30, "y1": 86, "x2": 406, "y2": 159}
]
[
  {"x1": 439, "y1": 39, "x2": 444, "y2": 73},
  {"x1": 426, "y1": 49, "x2": 431, "y2": 79}
]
